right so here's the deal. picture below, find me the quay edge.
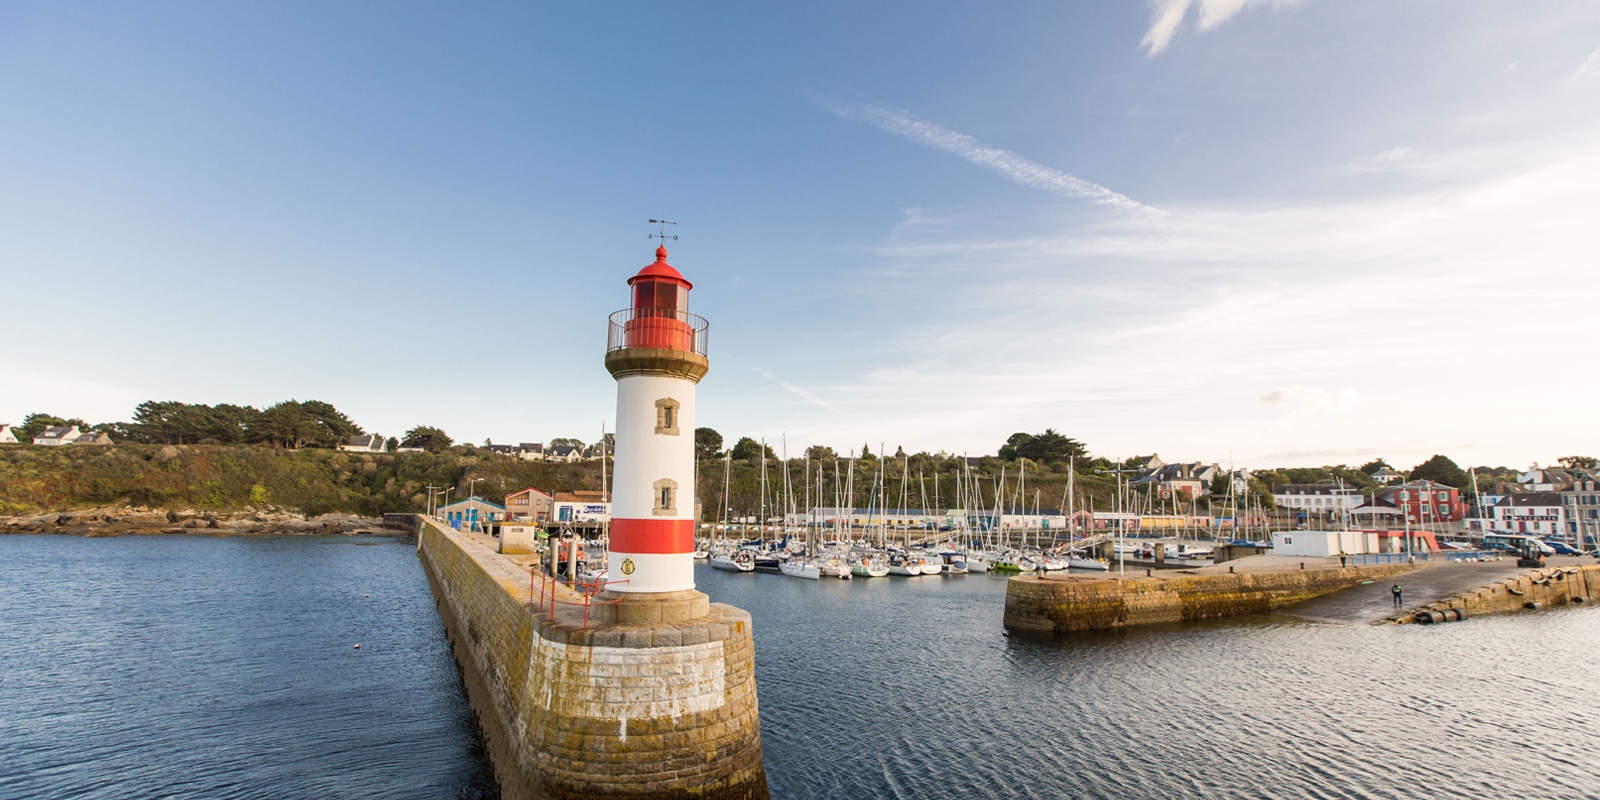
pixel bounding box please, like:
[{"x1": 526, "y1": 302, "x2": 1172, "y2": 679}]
[
  {"x1": 1002, "y1": 562, "x2": 1422, "y2": 634},
  {"x1": 415, "y1": 518, "x2": 769, "y2": 800}
]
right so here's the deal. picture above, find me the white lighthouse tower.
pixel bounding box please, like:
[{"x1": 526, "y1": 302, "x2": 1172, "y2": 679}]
[{"x1": 603, "y1": 243, "x2": 708, "y2": 594}]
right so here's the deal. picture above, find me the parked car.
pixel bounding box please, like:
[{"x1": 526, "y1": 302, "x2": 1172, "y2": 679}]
[{"x1": 1542, "y1": 539, "x2": 1582, "y2": 555}]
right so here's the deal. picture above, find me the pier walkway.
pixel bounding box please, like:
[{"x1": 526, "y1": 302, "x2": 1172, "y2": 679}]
[{"x1": 1277, "y1": 556, "x2": 1594, "y2": 624}]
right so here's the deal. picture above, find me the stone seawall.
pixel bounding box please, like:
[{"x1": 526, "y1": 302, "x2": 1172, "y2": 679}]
[
  {"x1": 1404, "y1": 564, "x2": 1600, "y2": 623},
  {"x1": 1004, "y1": 563, "x2": 1421, "y2": 634},
  {"x1": 416, "y1": 519, "x2": 768, "y2": 799}
]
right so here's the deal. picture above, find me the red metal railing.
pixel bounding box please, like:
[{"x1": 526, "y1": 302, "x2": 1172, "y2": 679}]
[{"x1": 529, "y1": 569, "x2": 631, "y2": 628}]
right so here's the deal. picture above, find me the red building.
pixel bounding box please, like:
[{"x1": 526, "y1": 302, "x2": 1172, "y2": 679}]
[{"x1": 1374, "y1": 480, "x2": 1465, "y2": 524}]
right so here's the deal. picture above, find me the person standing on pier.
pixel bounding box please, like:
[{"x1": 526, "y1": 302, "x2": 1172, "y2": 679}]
[{"x1": 1391, "y1": 583, "x2": 1403, "y2": 608}]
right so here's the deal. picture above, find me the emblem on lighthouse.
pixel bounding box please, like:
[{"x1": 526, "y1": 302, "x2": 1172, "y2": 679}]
[{"x1": 621, "y1": 557, "x2": 635, "y2": 576}]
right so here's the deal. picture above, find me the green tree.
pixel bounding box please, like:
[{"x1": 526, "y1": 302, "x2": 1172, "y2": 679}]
[
  {"x1": 1557, "y1": 455, "x2": 1598, "y2": 469},
  {"x1": 858, "y1": 443, "x2": 874, "y2": 460},
  {"x1": 804, "y1": 444, "x2": 836, "y2": 461},
  {"x1": 999, "y1": 429, "x2": 1088, "y2": 462},
  {"x1": 253, "y1": 401, "x2": 321, "y2": 449},
  {"x1": 729, "y1": 437, "x2": 775, "y2": 462},
  {"x1": 549, "y1": 437, "x2": 584, "y2": 449},
  {"x1": 1409, "y1": 454, "x2": 1468, "y2": 488},
  {"x1": 402, "y1": 426, "x2": 454, "y2": 453},
  {"x1": 1359, "y1": 458, "x2": 1392, "y2": 475},
  {"x1": 694, "y1": 427, "x2": 724, "y2": 459}
]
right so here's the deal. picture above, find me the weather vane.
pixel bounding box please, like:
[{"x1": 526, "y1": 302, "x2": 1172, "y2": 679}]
[{"x1": 648, "y1": 216, "x2": 678, "y2": 243}]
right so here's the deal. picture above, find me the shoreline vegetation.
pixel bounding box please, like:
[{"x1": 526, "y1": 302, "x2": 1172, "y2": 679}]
[{"x1": 1, "y1": 506, "x2": 403, "y2": 537}]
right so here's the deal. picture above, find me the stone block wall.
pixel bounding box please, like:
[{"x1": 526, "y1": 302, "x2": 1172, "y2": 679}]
[
  {"x1": 418, "y1": 520, "x2": 768, "y2": 799},
  {"x1": 1003, "y1": 563, "x2": 1420, "y2": 634},
  {"x1": 1409, "y1": 564, "x2": 1599, "y2": 622}
]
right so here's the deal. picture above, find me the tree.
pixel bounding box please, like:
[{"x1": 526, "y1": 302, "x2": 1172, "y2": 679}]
[
  {"x1": 385, "y1": 436, "x2": 400, "y2": 452},
  {"x1": 804, "y1": 444, "x2": 836, "y2": 461},
  {"x1": 1558, "y1": 455, "x2": 1598, "y2": 469},
  {"x1": 1359, "y1": 458, "x2": 1392, "y2": 475},
  {"x1": 298, "y1": 400, "x2": 362, "y2": 446},
  {"x1": 549, "y1": 437, "x2": 584, "y2": 449},
  {"x1": 695, "y1": 427, "x2": 724, "y2": 459},
  {"x1": 729, "y1": 437, "x2": 774, "y2": 462},
  {"x1": 998, "y1": 429, "x2": 1087, "y2": 462},
  {"x1": 894, "y1": 445, "x2": 906, "y2": 458},
  {"x1": 1409, "y1": 454, "x2": 1468, "y2": 488},
  {"x1": 402, "y1": 426, "x2": 454, "y2": 453},
  {"x1": 858, "y1": 443, "x2": 874, "y2": 460}
]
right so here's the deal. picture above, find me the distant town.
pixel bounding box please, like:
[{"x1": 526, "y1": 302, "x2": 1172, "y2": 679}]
[{"x1": 4, "y1": 401, "x2": 1594, "y2": 544}]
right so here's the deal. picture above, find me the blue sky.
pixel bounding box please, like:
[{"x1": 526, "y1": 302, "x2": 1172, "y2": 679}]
[{"x1": 2, "y1": 1, "x2": 1597, "y2": 469}]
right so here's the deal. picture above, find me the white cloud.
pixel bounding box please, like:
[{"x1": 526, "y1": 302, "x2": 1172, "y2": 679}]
[
  {"x1": 1142, "y1": 0, "x2": 1303, "y2": 56},
  {"x1": 819, "y1": 100, "x2": 1159, "y2": 215},
  {"x1": 829, "y1": 127, "x2": 1600, "y2": 466},
  {"x1": 1575, "y1": 47, "x2": 1600, "y2": 79},
  {"x1": 756, "y1": 369, "x2": 843, "y2": 414}
]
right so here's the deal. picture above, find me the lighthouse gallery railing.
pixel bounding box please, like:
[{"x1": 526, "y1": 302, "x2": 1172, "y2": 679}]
[{"x1": 606, "y1": 308, "x2": 709, "y2": 356}]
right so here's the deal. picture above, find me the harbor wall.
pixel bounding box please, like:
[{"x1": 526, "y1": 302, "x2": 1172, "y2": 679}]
[
  {"x1": 1405, "y1": 564, "x2": 1600, "y2": 622},
  {"x1": 415, "y1": 519, "x2": 768, "y2": 799},
  {"x1": 1003, "y1": 563, "x2": 1420, "y2": 634}
]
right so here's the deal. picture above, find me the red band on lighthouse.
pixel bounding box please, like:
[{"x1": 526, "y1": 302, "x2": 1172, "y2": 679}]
[{"x1": 610, "y1": 519, "x2": 695, "y2": 555}]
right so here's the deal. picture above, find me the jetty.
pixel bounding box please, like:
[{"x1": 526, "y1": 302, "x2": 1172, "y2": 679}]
[
  {"x1": 414, "y1": 517, "x2": 768, "y2": 799},
  {"x1": 1003, "y1": 552, "x2": 1600, "y2": 633}
]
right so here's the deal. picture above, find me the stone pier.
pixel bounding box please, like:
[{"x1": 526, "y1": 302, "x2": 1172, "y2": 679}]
[
  {"x1": 416, "y1": 519, "x2": 768, "y2": 799},
  {"x1": 1003, "y1": 561, "x2": 1421, "y2": 634}
]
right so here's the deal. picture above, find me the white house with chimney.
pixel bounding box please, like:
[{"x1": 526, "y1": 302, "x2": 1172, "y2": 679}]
[{"x1": 33, "y1": 425, "x2": 82, "y2": 446}]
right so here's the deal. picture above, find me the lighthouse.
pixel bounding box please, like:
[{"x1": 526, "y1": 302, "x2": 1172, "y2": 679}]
[{"x1": 603, "y1": 244, "x2": 709, "y2": 594}]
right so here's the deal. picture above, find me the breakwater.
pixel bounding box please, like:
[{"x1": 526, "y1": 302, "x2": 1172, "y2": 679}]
[
  {"x1": 1003, "y1": 562, "x2": 1420, "y2": 633},
  {"x1": 415, "y1": 519, "x2": 768, "y2": 800},
  {"x1": 1405, "y1": 564, "x2": 1600, "y2": 623}
]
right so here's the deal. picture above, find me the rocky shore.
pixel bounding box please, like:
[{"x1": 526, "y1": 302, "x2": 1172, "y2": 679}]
[{"x1": 0, "y1": 506, "x2": 407, "y2": 537}]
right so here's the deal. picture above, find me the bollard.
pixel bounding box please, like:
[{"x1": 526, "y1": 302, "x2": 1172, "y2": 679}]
[
  {"x1": 1146, "y1": 568, "x2": 1152, "y2": 577},
  {"x1": 1300, "y1": 562, "x2": 1305, "y2": 570},
  {"x1": 1229, "y1": 565, "x2": 1235, "y2": 573}
]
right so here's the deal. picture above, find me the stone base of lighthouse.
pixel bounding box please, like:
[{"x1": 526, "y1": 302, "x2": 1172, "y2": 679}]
[{"x1": 416, "y1": 519, "x2": 769, "y2": 800}]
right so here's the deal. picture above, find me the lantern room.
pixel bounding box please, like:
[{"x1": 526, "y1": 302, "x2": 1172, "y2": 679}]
[
  {"x1": 629, "y1": 246, "x2": 692, "y2": 316},
  {"x1": 609, "y1": 245, "x2": 708, "y2": 356}
]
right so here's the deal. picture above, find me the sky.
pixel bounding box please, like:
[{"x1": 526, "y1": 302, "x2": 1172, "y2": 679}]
[{"x1": 2, "y1": 1, "x2": 1597, "y2": 470}]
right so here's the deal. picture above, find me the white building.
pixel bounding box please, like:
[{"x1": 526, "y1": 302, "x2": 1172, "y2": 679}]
[
  {"x1": 1273, "y1": 483, "x2": 1362, "y2": 517},
  {"x1": 0, "y1": 424, "x2": 16, "y2": 444},
  {"x1": 33, "y1": 425, "x2": 81, "y2": 446},
  {"x1": 1271, "y1": 530, "x2": 1380, "y2": 557},
  {"x1": 1491, "y1": 492, "x2": 1566, "y2": 537},
  {"x1": 340, "y1": 434, "x2": 387, "y2": 453}
]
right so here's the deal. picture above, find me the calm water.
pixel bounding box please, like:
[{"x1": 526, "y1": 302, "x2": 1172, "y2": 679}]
[
  {"x1": 6, "y1": 536, "x2": 1598, "y2": 800},
  {"x1": 697, "y1": 564, "x2": 1600, "y2": 800},
  {"x1": 0, "y1": 534, "x2": 493, "y2": 800}
]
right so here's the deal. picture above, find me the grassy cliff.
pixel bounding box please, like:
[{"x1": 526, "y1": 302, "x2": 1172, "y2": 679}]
[{"x1": 0, "y1": 444, "x2": 608, "y2": 516}]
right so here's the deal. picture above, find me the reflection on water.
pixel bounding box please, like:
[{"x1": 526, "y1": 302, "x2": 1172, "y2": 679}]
[
  {"x1": 698, "y1": 563, "x2": 1600, "y2": 800},
  {"x1": 0, "y1": 534, "x2": 494, "y2": 800}
]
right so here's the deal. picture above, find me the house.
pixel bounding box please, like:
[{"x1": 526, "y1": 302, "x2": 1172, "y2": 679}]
[
  {"x1": 0, "y1": 425, "x2": 16, "y2": 444},
  {"x1": 1490, "y1": 492, "x2": 1566, "y2": 537},
  {"x1": 484, "y1": 444, "x2": 519, "y2": 456},
  {"x1": 33, "y1": 425, "x2": 81, "y2": 446},
  {"x1": 552, "y1": 491, "x2": 610, "y2": 523},
  {"x1": 504, "y1": 487, "x2": 555, "y2": 522},
  {"x1": 1373, "y1": 480, "x2": 1466, "y2": 524},
  {"x1": 72, "y1": 431, "x2": 113, "y2": 446},
  {"x1": 1368, "y1": 466, "x2": 1404, "y2": 486},
  {"x1": 1559, "y1": 470, "x2": 1599, "y2": 540},
  {"x1": 583, "y1": 442, "x2": 607, "y2": 460},
  {"x1": 1273, "y1": 483, "x2": 1362, "y2": 518},
  {"x1": 546, "y1": 444, "x2": 583, "y2": 463},
  {"x1": 436, "y1": 496, "x2": 506, "y2": 532},
  {"x1": 517, "y1": 442, "x2": 545, "y2": 461},
  {"x1": 1132, "y1": 461, "x2": 1220, "y2": 501},
  {"x1": 340, "y1": 434, "x2": 387, "y2": 453}
]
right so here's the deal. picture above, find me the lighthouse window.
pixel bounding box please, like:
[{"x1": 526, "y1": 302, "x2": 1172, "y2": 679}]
[
  {"x1": 654, "y1": 398, "x2": 681, "y2": 435},
  {"x1": 652, "y1": 478, "x2": 678, "y2": 516},
  {"x1": 634, "y1": 281, "x2": 655, "y2": 311}
]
